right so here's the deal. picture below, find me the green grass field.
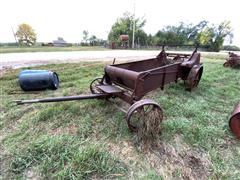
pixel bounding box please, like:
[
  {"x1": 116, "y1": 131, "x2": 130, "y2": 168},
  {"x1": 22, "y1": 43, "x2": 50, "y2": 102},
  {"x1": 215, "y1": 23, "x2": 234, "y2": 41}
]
[
  {"x1": 0, "y1": 46, "x2": 107, "y2": 54},
  {"x1": 0, "y1": 57, "x2": 240, "y2": 179}
]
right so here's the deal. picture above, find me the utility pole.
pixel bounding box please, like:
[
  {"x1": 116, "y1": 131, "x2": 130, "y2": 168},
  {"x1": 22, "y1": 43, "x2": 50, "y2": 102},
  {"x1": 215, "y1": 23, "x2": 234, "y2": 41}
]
[
  {"x1": 132, "y1": 0, "x2": 136, "y2": 49},
  {"x1": 11, "y1": 26, "x2": 18, "y2": 45}
]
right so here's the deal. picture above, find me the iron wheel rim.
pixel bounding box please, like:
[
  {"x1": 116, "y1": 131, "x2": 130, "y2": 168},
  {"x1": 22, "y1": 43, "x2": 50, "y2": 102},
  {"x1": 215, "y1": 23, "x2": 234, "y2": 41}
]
[{"x1": 90, "y1": 77, "x2": 103, "y2": 94}]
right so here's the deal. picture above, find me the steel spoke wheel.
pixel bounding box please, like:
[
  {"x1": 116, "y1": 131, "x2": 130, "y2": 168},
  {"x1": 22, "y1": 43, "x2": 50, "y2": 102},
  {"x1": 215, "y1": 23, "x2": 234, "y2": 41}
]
[
  {"x1": 192, "y1": 71, "x2": 200, "y2": 88},
  {"x1": 90, "y1": 77, "x2": 104, "y2": 94},
  {"x1": 126, "y1": 99, "x2": 163, "y2": 136},
  {"x1": 223, "y1": 62, "x2": 230, "y2": 67}
]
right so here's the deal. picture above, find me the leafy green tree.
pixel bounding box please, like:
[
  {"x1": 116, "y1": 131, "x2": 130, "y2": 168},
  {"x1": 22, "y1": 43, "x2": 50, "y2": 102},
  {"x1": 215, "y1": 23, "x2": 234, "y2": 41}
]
[
  {"x1": 135, "y1": 29, "x2": 148, "y2": 46},
  {"x1": 89, "y1": 35, "x2": 97, "y2": 46},
  {"x1": 154, "y1": 21, "x2": 208, "y2": 46},
  {"x1": 210, "y1": 21, "x2": 233, "y2": 51},
  {"x1": 82, "y1": 30, "x2": 89, "y2": 44},
  {"x1": 195, "y1": 21, "x2": 233, "y2": 51},
  {"x1": 152, "y1": 20, "x2": 232, "y2": 51},
  {"x1": 146, "y1": 34, "x2": 156, "y2": 46},
  {"x1": 16, "y1": 23, "x2": 37, "y2": 46},
  {"x1": 187, "y1": 21, "x2": 208, "y2": 43},
  {"x1": 195, "y1": 27, "x2": 214, "y2": 46},
  {"x1": 108, "y1": 12, "x2": 147, "y2": 47}
]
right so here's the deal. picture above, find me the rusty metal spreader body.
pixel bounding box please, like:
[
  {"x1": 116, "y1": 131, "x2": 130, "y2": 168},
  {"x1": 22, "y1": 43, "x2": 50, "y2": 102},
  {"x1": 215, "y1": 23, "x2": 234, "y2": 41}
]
[
  {"x1": 229, "y1": 103, "x2": 240, "y2": 138},
  {"x1": 103, "y1": 47, "x2": 203, "y2": 104},
  {"x1": 15, "y1": 47, "x2": 203, "y2": 133},
  {"x1": 224, "y1": 52, "x2": 240, "y2": 69}
]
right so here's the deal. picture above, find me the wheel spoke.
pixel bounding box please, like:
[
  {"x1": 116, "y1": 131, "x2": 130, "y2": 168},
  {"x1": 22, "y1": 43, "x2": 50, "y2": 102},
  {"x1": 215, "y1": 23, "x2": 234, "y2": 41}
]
[
  {"x1": 126, "y1": 100, "x2": 163, "y2": 133},
  {"x1": 143, "y1": 104, "x2": 151, "y2": 114},
  {"x1": 90, "y1": 77, "x2": 104, "y2": 94},
  {"x1": 97, "y1": 79, "x2": 102, "y2": 84}
]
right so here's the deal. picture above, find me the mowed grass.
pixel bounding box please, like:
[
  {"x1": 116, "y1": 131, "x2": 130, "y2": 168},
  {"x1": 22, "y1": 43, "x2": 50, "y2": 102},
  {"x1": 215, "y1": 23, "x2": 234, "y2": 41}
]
[
  {"x1": 0, "y1": 46, "x2": 108, "y2": 54},
  {"x1": 0, "y1": 57, "x2": 240, "y2": 179}
]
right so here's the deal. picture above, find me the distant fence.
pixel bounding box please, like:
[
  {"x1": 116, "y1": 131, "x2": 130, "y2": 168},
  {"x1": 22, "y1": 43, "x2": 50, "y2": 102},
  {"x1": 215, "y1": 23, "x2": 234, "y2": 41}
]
[{"x1": 109, "y1": 44, "x2": 212, "y2": 51}]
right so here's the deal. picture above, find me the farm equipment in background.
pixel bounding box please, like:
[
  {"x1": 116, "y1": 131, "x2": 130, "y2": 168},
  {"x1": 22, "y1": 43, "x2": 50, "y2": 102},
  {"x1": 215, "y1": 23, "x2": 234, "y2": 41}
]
[
  {"x1": 223, "y1": 52, "x2": 240, "y2": 69},
  {"x1": 229, "y1": 103, "x2": 240, "y2": 139},
  {"x1": 119, "y1": 35, "x2": 129, "y2": 49},
  {"x1": 223, "y1": 52, "x2": 240, "y2": 139},
  {"x1": 15, "y1": 46, "x2": 203, "y2": 138}
]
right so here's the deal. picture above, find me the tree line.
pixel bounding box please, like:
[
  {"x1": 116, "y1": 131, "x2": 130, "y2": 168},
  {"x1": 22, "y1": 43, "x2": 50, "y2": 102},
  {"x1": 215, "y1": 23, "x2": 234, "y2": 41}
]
[
  {"x1": 13, "y1": 24, "x2": 106, "y2": 47},
  {"x1": 108, "y1": 12, "x2": 234, "y2": 52},
  {"x1": 13, "y1": 12, "x2": 236, "y2": 52}
]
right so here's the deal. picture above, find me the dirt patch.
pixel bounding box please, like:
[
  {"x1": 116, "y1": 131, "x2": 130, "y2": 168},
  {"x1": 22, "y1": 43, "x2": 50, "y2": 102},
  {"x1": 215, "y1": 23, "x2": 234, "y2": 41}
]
[
  {"x1": 0, "y1": 142, "x2": 11, "y2": 179},
  {"x1": 24, "y1": 167, "x2": 41, "y2": 180},
  {"x1": 107, "y1": 140, "x2": 148, "y2": 178},
  {"x1": 108, "y1": 140, "x2": 137, "y2": 162},
  {"x1": 50, "y1": 124, "x2": 79, "y2": 136},
  {"x1": 144, "y1": 135, "x2": 213, "y2": 179},
  {"x1": 0, "y1": 107, "x2": 36, "y2": 143},
  {"x1": 107, "y1": 135, "x2": 213, "y2": 179},
  {"x1": 0, "y1": 66, "x2": 13, "y2": 77},
  {"x1": 0, "y1": 144, "x2": 6, "y2": 176}
]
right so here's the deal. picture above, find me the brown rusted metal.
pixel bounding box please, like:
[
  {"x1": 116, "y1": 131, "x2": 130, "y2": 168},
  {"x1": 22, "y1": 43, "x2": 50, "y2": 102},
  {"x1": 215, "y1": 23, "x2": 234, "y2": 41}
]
[
  {"x1": 90, "y1": 77, "x2": 104, "y2": 94},
  {"x1": 224, "y1": 52, "x2": 240, "y2": 69},
  {"x1": 16, "y1": 47, "x2": 203, "y2": 107},
  {"x1": 126, "y1": 99, "x2": 163, "y2": 132},
  {"x1": 97, "y1": 85, "x2": 123, "y2": 94},
  {"x1": 119, "y1": 35, "x2": 129, "y2": 41},
  {"x1": 15, "y1": 47, "x2": 203, "y2": 134},
  {"x1": 229, "y1": 103, "x2": 240, "y2": 138},
  {"x1": 185, "y1": 65, "x2": 203, "y2": 91},
  {"x1": 14, "y1": 94, "x2": 110, "y2": 105},
  {"x1": 104, "y1": 47, "x2": 203, "y2": 102}
]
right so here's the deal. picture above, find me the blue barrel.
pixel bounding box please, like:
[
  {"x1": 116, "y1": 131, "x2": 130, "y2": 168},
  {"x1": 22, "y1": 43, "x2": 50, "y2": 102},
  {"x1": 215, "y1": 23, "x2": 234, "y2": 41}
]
[{"x1": 19, "y1": 70, "x2": 59, "y2": 91}]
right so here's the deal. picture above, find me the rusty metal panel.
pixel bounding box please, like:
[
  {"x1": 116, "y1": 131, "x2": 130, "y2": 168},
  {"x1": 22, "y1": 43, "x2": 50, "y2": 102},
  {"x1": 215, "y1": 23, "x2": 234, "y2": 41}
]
[
  {"x1": 113, "y1": 58, "x2": 167, "y2": 72},
  {"x1": 134, "y1": 63, "x2": 182, "y2": 98},
  {"x1": 97, "y1": 85, "x2": 123, "y2": 94},
  {"x1": 105, "y1": 48, "x2": 202, "y2": 102},
  {"x1": 229, "y1": 103, "x2": 240, "y2": 138},
  {"x1": 181, "y1": 53, "x2": 201, "y2": 68},
  {"x1": 104, "y1": 65, "x2": 139, "y2": 90}
]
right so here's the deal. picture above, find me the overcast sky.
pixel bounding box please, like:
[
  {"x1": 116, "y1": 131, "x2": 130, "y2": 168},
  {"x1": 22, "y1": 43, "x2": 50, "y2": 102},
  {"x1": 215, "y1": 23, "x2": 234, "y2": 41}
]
[{"x1": 0, "y1": 0, "x2": 239, "y2": 46}]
